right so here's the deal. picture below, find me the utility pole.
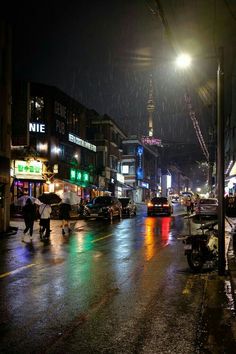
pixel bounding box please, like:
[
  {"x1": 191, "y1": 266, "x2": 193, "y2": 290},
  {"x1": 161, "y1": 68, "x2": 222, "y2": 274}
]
[{"x1": 217, "y1": 47, "x2": 225, "y2": 275}]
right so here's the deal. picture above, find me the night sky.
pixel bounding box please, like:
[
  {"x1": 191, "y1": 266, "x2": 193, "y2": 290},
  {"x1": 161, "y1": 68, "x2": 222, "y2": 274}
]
[{"x1": 3, "y1": 0, "x2": 236, "y2": 167}]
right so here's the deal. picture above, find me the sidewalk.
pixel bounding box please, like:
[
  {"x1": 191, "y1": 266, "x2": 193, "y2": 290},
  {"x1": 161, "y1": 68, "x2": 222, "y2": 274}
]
[
  {"x1": 226, "y1": 217, "x2": 236, "y2": 311},
  {"x1": 200, "y1": 218, "x2": 236, "y2": 352}
]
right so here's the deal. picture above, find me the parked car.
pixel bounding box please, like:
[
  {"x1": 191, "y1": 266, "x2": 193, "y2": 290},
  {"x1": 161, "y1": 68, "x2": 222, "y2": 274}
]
[
  {"x1": 195, "y1": 198, "x2": 218, "y2": 217},
  {"x1": 83, "y1": 196, "x2": 122, "y2": 221},
  {"x1": 147, "y1": 197, "x2": 172, "y2": 216},
  {"x1": 118, "y1": 197, "x2": 137, "y2": 217}
]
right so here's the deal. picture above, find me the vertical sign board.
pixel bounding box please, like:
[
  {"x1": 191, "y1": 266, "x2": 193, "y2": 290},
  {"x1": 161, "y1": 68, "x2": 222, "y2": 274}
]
[
  {"x1": 12, "y1": 81, "x2": 30, "y2": 146},
  {"x1": 136, "y1": 145, "x2": 144, "y2": 180}
]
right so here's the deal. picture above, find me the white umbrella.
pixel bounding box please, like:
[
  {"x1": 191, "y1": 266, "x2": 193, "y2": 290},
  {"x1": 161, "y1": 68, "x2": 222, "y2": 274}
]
[
  {"x1": 14, "y1": 195, "x2": 42, "y2": 206},
  {"x1": 60, "y1": 191, "x2": 80, "y2": 205}
]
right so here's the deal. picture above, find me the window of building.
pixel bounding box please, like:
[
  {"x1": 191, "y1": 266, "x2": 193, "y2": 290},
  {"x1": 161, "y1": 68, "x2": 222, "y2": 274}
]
[
  {"x1": 130, "y1": 164, "x2": 135, "y2": 174},
  {"x1": 30, "y1": 96, "x2": 45, "y2": 121},
  {"x1": 126, "y1": 145, "x2": 135, "y2": 155}
]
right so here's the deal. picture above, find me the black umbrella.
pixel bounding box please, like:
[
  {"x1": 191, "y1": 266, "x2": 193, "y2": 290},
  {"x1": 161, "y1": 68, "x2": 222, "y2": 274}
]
[{"x1": 38, "y1": 193, "x2": 61, "y2": 205}]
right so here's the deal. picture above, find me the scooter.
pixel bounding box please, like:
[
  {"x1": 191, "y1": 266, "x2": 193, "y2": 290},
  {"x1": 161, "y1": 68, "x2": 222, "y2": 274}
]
[{"x1": 179, "y1": 220, "x2": 219, "y2": 272}]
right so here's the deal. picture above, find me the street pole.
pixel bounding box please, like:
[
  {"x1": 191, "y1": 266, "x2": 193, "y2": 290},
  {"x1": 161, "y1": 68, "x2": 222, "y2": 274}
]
[{"x1": 217, "y1": 46, "x2": 225, "y2": 275}]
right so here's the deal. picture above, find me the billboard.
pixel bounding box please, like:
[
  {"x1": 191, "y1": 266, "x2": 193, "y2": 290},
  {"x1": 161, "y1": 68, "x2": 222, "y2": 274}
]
[{"x1": 141, "y1": 136, "x2": 162, "y2": 146}]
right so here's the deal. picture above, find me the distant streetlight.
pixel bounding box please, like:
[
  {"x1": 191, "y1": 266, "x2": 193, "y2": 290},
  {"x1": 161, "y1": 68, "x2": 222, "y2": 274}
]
[
  {"x1": 176, "y1": 49, "x2": 225, "y2": 275},
  {"x1": 175, "y1": 53, "x2": 192, "y2": 69}
]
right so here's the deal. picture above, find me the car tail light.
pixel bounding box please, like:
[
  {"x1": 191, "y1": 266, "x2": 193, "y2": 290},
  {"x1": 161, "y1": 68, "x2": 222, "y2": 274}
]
[
  {"x1": 163, "y1": 204, "x2": 169, "y2": 207},
  {"x1": 147, "y1": 202, "x2": 153, "y2": 207}
]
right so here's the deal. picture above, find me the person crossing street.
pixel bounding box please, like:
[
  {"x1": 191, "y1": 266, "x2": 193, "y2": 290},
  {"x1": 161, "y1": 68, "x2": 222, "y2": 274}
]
[
  {"x1": 39, "y1": 202, "x2": 52, "y2": 239},
  {"x1": 22, "y1": 198, "x2": 37, "y2": 242}
]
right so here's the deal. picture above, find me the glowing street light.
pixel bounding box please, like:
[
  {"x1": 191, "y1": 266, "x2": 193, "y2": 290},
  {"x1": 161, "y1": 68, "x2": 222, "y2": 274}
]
[{"x1": 176, "y1": 53, "x2": 192, "y2": 69}]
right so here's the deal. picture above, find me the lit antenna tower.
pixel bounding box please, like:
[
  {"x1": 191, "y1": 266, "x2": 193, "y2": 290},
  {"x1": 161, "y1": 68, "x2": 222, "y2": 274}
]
[{"x1": 147, "y1": 74, "x2": 155, "y2": 137}]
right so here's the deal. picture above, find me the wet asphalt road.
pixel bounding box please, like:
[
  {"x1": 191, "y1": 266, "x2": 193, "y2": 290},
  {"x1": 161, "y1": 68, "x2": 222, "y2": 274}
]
[{"x1": 0, "y1": 204, "x2": 234, "y2": 353}]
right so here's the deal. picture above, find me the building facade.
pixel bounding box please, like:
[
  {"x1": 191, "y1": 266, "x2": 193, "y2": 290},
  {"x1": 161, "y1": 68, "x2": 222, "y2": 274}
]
[
  {"x1": 11, "y1": 82, "x2": 96, "y2": 208},
  {"x1": 87, "y1": 112, "x2": 127, "y2": 197},
  {"x1": 0, "y1": 22, "x2": 11, "y2": 233},
  {"x1": 121, "y1": 136, "x2": 160, "y2": 203}
]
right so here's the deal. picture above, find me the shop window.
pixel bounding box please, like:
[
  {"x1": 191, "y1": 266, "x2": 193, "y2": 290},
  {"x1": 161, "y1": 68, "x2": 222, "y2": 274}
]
[{"x1": 130, "y1": 164, "x2": 135, "y2": 174}]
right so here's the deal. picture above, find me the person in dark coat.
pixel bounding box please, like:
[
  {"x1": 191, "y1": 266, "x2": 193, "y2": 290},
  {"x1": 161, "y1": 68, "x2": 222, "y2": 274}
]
[
  {"x1": 59, "y1": 200, "x2": 72, "y2": 235},
  {"x1": 79, "y1": 197, "x2": 85, "y2": 216},
  {"x1": 22, "y1": 198, "x2": 37, "y2": 242}
]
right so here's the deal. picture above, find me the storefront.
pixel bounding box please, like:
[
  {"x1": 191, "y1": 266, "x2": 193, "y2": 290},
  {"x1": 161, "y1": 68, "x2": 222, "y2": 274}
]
[
  {"x1": 53, "y1": 167, "x2": 95, "y2": 203},
  {"x1": 11, "y1": 160, "x2": 45, "y2": 202}
]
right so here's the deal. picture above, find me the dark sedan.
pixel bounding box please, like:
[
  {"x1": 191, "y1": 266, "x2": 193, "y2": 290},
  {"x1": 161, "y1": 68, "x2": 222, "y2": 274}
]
[
  {"x1": 147, "y1": 197, "x2": 172, "y2": 216},
  {"x1": 83, "y1": 196, "x2": 122, "y2": 221},
  {"x1": 118, "y1": 197, "x2": 137, "y2": 217}
]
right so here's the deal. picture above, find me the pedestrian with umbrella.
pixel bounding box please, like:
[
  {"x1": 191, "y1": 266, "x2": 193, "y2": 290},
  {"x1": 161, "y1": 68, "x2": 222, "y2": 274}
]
[
  {"x1": 38, "y1": 193, "x2": 61, "y2": 239},
  {"x1": 22, "y1": 198, "x2": 37, "y2": 242},
  {"x1": 59, "y1": 198, "x2": 72, "y2": 235}
]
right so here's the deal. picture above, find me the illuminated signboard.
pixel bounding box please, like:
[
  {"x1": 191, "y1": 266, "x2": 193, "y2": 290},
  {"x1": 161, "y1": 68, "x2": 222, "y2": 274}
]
[
  {"x1": 136, "y1": 145, "x2": 144, "y2": 180},
  {"x1": 68, "y1": 133, "x2": 96, "y2": 152},
  {"x1": 122, "y1": 165, "x2": 129, "y2": 174},
  {"x1": 140, "y1": 181, "x2": 149, "y2": 189},
  {"x1": 29, "y1": 122, "x2": 45, "y2": 133},
  {"x1": 116, "y1": 173, "x2": 124, "y2": 183},
  {"x1": 70, "y1": 168, "x2": 90, "y2": 186},
  {"x1": 14, "y1": 160, "x2": 43, "y2": 180},
  {"x1": 141, "y1": 136, "x2": 162, "y2": 146}
]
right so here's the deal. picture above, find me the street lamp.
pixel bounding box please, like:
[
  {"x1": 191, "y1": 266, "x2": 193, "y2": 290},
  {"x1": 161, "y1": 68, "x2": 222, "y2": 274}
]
[
  {"x1": 176, "y1": 48, "x2": 225, "y2": 275},
  {"x1": 175, "y1": 53, "x2": 192, "y2": 69}
]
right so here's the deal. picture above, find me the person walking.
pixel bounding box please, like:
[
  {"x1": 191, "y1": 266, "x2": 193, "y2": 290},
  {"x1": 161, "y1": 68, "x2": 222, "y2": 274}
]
[
  {"x1": 22, "y1": 198, "x2": 37, "y2": 242},
  {"x1": 186, "y1": 196, "x2": 192, "y2": 214},
  {"x1": 59, "y1": 200, "x2": 72, "y2": 235},
  {"x1": 79, "y1": 197, "x2": 85, "y2": 216},
  {"x1": 39, "y1": 202, "x2": 52, "y2": 239}
]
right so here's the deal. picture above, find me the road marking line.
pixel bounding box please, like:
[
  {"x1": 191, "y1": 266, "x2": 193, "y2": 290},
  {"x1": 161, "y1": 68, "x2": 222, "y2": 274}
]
[
  {"x1": 0, "y1": 263, "x2": 36, "y2": 279},
  {"x1": 92, "y1": 234, "x2": 113, "y2": 243}
]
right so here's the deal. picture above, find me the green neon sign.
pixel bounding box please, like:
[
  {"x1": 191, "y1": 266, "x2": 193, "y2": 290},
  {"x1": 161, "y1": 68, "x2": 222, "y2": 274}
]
[{"x1": 70, "y1": 168, "x2": 90, "y2": 185}]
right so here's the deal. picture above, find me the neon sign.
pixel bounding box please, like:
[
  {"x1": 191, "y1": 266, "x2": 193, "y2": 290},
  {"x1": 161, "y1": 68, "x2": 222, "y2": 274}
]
[
  {"x1": 29, "y1": 122, "x2": 45, "y2": 133},
  {"x1": 14, "y1": 160, "x2": 43, "y2": 180},
  {"x1": 141, "y1": 136, "x2": 162, "y2": 146},
  {"x1": 136, "y1": 145, "x2": 144, "y2": 180}
]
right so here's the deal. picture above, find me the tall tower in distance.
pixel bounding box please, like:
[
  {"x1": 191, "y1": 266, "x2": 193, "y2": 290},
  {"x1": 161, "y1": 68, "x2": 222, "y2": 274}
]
[{"x1": 147, "y1": 74, "x2": 155, "y2": 137}]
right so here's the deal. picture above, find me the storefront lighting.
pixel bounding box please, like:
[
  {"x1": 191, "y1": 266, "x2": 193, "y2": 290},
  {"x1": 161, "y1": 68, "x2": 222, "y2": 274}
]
[
  {"x1": 70, "y1": 168, "x2": 90, "y2": 185},
  {"x1": 37, "y1": 142, "x2": 48, "y2": 152},
  {"x1": 52, "y1": 146, "x2": 61, "y2": 155}
]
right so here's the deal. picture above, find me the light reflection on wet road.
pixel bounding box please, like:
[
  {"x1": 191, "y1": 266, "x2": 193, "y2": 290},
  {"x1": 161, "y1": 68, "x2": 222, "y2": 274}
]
[{"x1": 0, "y1": 204, "x2": 223, "y2": 353}]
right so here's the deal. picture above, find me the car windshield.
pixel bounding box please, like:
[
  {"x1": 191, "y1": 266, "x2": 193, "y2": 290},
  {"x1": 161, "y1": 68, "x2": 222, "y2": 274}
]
[
  {"x1": 200, "y1": 199, "x2": 218, "y2": 205},
  {"x1": 93, "y1": 197, "x2": 112, "y2": 205},
  {"x1": 151, "y1": 197, "x2": 168, "y2": 204},
  {"x1": 119, "y1": 198, "x2": 130, "y2": 206}
]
